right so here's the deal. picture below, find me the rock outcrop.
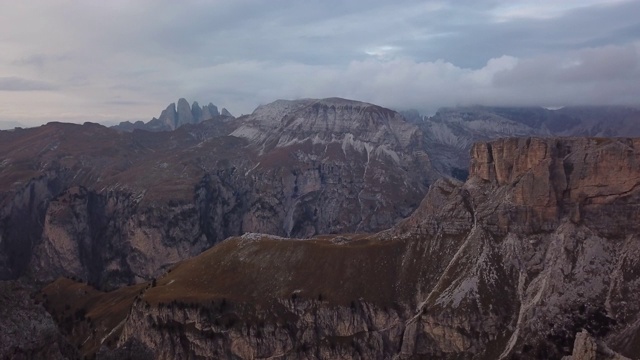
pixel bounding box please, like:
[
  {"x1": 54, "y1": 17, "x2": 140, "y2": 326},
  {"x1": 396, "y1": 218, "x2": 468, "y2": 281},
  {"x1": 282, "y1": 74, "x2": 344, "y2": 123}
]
[
  {"x1": 164, "y1": 99, "x2": 222, "y2": 129},
  {"x1": 113, "y1": 98, "x2": 226, "y2": 132},
  {"x1": 43, "y1": 136, "x2": 640, "y2": 359}
]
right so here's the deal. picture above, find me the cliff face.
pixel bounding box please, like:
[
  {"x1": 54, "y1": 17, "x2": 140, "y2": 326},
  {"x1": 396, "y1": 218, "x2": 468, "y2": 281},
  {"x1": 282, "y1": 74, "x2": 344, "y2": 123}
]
[
  {"x1": 77, "y1": 137, "x2": 640, "y2": 359},
  {"x1": 113, "y1": 98, "x2": 225, "y2": 132},
  {"x1": 0, "y1": 98, "x2": 437, "y2": 289},
  {"x1": 468, "y1": 137, "x2": 640, "y2": 235},
  {"x1": 116, "y1": 297, "x2": 404, "y2": 360},
  {"x1": 30, "y1": 186, "x2": 220, "y2": 288},
  {"x1": 0, "y1": 123, "x2": 252, "y2": 288},
  {"x1": 394, "y1": 137, "x2": 640, "y2": 358}
]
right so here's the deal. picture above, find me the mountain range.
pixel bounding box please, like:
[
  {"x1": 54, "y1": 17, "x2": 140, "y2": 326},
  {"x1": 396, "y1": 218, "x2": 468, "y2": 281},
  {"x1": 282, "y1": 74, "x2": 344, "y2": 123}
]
[
  {"x1": 118, "y1": 100, "x2": 640, "y2": 180},
  {"x1": 0, "y1": 98, "x2": 437, "y2": 290},
  {"x1": 30, "y1": 137, "x2": 640, "y2": 359},
  {"x1": 2, "y1": 97, "x2": 640, "y2": 359}
]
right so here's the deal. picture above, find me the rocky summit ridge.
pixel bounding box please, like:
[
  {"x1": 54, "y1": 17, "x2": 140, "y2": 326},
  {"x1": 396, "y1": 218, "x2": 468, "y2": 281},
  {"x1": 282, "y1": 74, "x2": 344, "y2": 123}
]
[
  {"x1": 30, "y1": 136, "x2": 640, "y2": 359},
  {"x1": 113, "y1": 98, "x2": 234, "y2": 132}
]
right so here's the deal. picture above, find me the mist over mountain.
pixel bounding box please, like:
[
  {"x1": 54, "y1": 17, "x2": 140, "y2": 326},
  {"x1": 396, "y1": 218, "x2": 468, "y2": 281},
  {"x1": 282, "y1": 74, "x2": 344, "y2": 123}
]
[{"x1": 417, "y1": 105, "x2": 640, "y2": 177}]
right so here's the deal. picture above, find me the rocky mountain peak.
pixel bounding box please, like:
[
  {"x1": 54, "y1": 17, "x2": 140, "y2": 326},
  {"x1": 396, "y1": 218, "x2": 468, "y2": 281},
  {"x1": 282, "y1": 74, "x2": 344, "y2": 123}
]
[
  {"x1": 158, "y1": 102, "x2": 177, "y2": 129},
  {"x1": 249, "y1": 97, "x2": 391, "y2": 123},
  {"x1": 176, "y1": 98, "x2": 195, "y2": 127},
  {"x1": 191, "y1": 101, "x2": 202, "y2": 121},
  {"x1": 204, "y1": 102, "x2": 220, "y2": 119},
  {"x1": 113, "y1": 99, "x2": 226, "y2": 132},
  {"x1": 249, "y1": 99, "x2": 316, "y2": 125}
]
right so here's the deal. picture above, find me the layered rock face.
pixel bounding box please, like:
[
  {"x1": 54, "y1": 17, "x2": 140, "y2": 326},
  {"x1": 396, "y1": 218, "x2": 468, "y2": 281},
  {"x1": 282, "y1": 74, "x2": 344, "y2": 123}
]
[
  {"x1": 0, "y1": 98, "x2": 437, "y2": 289},
  {"x1": 467, "y1": 137, "x2": 640, "y2": 235},
  {"x1": 231, "y1": 98, "x2": 436, "y2": 236},
  {"x1": 71, "y1": 137, "x2": 640, "y2": 359},
  {"x1": 390, "y1": 138, "x2": 640, "y2": 358}
]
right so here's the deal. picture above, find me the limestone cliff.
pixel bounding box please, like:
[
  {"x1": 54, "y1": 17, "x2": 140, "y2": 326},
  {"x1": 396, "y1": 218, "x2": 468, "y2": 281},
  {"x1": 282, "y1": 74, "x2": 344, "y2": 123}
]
[
  {"x1": 0, "y1": 98, "x2": 438, "y2": 289},
  {"x1": 113, "y1": 98, "x2": 225, "y2": 132},
  {"x1": 46, "y1": 137, "x2": 640, "y2": 359},
  {"x1": 395, "y1": 137, "x2": 640, "y2": 358},
  {"x1": 231, "y1": 98, "x2": 436, "y2": 236}
]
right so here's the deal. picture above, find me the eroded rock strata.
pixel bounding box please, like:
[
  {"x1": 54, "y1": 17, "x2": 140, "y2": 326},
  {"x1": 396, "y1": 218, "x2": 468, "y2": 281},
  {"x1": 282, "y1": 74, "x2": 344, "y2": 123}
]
[
  {"x1": 0, "y1": 98, "x2": 436, "y2": 289},
  {"x1": 42, "y1": 137, "x2": 640, "y2": 359}
]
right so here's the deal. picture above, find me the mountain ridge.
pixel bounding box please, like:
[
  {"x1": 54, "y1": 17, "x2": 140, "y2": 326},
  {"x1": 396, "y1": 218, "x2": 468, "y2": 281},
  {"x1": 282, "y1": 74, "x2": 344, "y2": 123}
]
[
  {"x1": 0, "y1": 98, "x2": 438, "y2": 290},
  {"x1": 418, "y1": 104, "x2": 640, "y2": 176},
  {"x1": 112, "y1": 98, "x2": 234, "y2": 132},
  {"x1": 5, "y1": 98, "x2": 640, "y2": 358},
  {"x1": 34, "y1": 136, "x2": 640, "y2": 359}
]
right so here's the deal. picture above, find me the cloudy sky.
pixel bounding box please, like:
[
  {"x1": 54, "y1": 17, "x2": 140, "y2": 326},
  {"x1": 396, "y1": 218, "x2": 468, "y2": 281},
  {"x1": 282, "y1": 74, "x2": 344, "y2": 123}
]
[{"x1": 1, "y1": 0, "x2": 639, "y2": 127}]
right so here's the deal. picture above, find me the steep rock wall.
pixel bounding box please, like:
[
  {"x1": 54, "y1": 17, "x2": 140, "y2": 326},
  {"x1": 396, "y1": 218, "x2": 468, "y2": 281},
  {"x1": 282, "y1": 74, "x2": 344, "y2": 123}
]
[
  {"x1": 0, "y1": 99, "x2": 437, "y2": 289},
  {"x1": 104, "y1": 137, "x2": 640, "y2": 359}
]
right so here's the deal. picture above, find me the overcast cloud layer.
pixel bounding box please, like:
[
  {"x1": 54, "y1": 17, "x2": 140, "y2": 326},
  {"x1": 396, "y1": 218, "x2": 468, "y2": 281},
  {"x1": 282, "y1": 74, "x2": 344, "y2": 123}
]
[{"x1": 1, "y1": 0, "x2": 639, "y2": 126}]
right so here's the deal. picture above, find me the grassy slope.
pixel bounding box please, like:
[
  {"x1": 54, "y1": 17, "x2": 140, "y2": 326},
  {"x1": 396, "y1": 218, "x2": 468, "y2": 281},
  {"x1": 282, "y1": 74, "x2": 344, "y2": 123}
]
[
  {"x1": 37, "y1": 233, "x2": 419, "y2": 357},
  {"x1": 145, "y1": 234, "x2": 407, "y2": 307}
]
